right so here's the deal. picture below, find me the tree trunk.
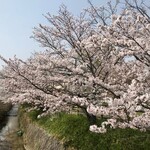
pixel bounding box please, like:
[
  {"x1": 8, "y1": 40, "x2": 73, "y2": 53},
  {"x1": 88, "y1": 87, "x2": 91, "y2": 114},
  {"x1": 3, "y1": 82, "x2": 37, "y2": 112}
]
[
  {"x1": 83, "y1": 108, "x2": 96, "y2": 125},
  {"x1": 87, "y1": 113, "x2": 97, "y2": 125}
]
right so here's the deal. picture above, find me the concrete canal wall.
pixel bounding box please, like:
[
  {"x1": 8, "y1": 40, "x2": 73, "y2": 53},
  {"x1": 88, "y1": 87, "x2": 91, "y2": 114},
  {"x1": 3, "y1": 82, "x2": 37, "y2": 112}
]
[{"x1": 19, "y1": 112, "x2": 71, "y2": 150}]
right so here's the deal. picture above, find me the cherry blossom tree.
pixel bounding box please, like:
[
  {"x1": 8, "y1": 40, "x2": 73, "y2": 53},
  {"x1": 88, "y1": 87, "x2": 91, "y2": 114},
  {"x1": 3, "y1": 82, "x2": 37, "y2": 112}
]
[
  {"x1": 0, "y1": 0, "x2": 150, "y2": 133},
  {"x1": 88, "y1": 0, "x2": 150, "y2": 133}
]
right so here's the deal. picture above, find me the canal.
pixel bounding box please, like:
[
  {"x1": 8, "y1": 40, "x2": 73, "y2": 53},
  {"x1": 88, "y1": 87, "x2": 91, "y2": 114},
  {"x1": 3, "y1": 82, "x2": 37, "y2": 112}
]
[{"x1": 0, "y1": 105, "x2": 25, "y2": 150}]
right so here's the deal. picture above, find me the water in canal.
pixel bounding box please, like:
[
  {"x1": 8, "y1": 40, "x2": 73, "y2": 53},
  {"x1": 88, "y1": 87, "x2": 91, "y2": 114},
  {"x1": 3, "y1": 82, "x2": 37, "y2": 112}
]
[{"x1": 0, "y1": 105, "x2": 24, "y2": 150}]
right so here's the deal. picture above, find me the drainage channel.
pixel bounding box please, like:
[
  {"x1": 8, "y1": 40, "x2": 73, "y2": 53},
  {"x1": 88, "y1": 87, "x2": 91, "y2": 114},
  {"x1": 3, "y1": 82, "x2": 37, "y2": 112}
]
[{"x1": 0, "y1": 105, "x2": 25, "y2": 150}]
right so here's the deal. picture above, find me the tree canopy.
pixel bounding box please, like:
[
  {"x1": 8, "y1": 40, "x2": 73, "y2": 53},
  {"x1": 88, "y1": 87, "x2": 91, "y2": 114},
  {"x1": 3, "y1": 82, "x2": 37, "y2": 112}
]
[{"x1": 0, "y1": 0, "x2": 150, "y2": 133}]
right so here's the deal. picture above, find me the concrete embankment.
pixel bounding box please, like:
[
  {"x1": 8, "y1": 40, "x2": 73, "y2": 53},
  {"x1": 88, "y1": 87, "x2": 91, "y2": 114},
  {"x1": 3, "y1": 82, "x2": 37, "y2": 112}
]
[{"x1": 19, "y1": 110, "x2": 72, "y2": 150}]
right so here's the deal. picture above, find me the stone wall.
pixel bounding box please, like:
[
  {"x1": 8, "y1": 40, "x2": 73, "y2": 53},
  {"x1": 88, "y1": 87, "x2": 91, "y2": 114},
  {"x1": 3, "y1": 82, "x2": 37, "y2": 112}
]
[
  {"x1": 23, "y1": 124, "x2": 65, "y2": 150},
  {"x1": 19, "y1": 111, "x2": 73, "y2": 150}
]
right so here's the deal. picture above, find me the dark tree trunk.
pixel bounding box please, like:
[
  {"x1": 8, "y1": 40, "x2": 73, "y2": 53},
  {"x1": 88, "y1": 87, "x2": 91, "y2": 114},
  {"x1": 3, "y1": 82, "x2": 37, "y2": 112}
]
[
  {"x1": 87, "y1": 113, "x2": 97, "y2": 125},
  {"x1": 83, "y1": 108, "x2": 96, "y2": 125}
]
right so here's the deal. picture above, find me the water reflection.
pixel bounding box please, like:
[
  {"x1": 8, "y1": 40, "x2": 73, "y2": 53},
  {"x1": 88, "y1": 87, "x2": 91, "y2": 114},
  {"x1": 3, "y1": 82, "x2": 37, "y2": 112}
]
[
  {"x1": 0, "y1": 117, "x2": 18, "y2": 141},
  {"x1": 0, "y1": 105, "x2": 18, "y2": 141}
]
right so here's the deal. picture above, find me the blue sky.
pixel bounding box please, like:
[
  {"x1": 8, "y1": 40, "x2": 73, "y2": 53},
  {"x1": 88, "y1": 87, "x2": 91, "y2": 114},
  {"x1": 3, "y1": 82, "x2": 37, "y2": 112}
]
[{"x1": 0, "y1": 0, "x2": 108, "y2": 67}]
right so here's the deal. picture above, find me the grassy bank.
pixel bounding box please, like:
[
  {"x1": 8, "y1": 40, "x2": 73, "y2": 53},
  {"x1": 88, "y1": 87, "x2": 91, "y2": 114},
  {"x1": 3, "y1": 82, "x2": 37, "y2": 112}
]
[{"x1": 21, "y1": 107, "x2": 150, "y2": 150}]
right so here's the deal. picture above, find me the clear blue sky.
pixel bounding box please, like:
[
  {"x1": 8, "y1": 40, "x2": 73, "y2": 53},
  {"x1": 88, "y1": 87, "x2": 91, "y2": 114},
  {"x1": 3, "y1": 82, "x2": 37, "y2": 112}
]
[{"x1": 0, "y1": 0, "x2": 108, "y2": 67}]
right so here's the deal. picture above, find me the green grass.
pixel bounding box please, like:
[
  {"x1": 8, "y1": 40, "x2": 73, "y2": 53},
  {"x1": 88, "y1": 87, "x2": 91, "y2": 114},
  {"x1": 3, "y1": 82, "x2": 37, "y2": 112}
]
[{"x1": 25, "y1": 109, "x2": 150, "y2": 150}]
